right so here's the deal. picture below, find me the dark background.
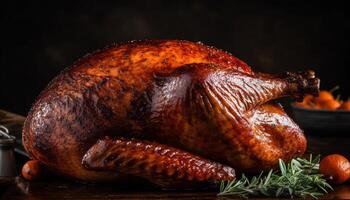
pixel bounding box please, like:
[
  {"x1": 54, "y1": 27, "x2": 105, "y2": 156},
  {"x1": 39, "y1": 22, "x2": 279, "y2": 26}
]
[{"x1": 0, "y1": 0, "x2": 348, "y2": 115}]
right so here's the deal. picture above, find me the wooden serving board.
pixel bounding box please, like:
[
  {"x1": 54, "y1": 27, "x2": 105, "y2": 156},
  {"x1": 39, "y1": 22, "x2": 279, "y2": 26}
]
[{"x1": 1, "y1": 109, "x2": 349, "y2": 200}]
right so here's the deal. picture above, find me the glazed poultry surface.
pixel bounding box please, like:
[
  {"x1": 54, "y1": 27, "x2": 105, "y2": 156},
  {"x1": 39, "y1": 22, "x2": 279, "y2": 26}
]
[{"x1": 22, "y1": 40, "x2": 319, "y2": 187}]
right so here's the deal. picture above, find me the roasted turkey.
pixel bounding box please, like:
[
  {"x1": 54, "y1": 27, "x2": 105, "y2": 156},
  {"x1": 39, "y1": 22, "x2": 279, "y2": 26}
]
[{"x1": 22, "y1": 40, "x2": 319, "y2": 188}]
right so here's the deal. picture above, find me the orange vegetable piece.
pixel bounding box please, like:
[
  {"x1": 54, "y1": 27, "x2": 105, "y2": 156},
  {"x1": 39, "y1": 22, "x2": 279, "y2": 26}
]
[
  {"x1": 319, "y1": 99, "x2": 341, "y2": 110},
  {"x1": 22, "y1": 160, "x2": 44, "y2": 181},
  {"x1": 295, "y1": 94, "x2": 314, "y2": 109},
  {"x1": 319, "y1": 154, "x2": 350, "y2": 184},
  {"x1": 314, "y1": 90, "x2": 334, "y2": 104},
  {"x1": 338, "y1": 101, "x2": 350, "y2": 110},
  {"x1": 303, "y1": 94, "x2": 314, "y2": 104},
  {"x1": 295, "y1": 102, "x2": 311, "y2": 109}
]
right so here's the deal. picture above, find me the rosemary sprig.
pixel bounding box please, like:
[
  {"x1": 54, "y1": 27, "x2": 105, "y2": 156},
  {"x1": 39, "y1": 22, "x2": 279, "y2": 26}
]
[{"x1": 218, "y1": 155, "x2": 333, "y2": 199}]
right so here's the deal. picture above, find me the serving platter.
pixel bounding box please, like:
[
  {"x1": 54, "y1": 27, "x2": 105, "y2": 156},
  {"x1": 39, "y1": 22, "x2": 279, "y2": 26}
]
[{"x1": 292, "y1": 104, "x2": 350, "y2": 131}]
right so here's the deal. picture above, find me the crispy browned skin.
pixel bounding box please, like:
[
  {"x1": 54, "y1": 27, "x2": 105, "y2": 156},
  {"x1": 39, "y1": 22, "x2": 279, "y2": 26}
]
[
  {"x1": 22, "y1": 40, "x2": 319, "y2": 186},
  {"x1": 82, "y1": 137, "x2": 235, "y2": 188}
]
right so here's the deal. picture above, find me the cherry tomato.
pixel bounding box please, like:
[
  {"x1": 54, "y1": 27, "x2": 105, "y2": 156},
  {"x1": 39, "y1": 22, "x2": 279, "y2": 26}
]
[
  {"x1": 319, "y1": 154, "x2": 350, "y2": 184},
  {"x1": 22, "y1": 160, "x2": 43, "y2": 181}
]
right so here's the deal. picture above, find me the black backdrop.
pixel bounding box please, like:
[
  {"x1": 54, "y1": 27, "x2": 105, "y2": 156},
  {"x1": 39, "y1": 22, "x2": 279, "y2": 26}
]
[{"x1": 1, "y1": 0, "x2": 348, "y2": 115}]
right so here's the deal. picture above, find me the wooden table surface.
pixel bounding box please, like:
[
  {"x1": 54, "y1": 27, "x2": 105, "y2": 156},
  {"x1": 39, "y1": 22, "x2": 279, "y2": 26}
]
[{"x1": 1, "y1": 109, "x2": 349, "y2": 200}]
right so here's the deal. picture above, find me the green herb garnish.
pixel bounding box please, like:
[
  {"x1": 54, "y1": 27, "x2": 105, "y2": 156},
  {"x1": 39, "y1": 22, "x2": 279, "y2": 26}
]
[{"x1": 218, "y1": 155, "x2": 332, "y2": 199}]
